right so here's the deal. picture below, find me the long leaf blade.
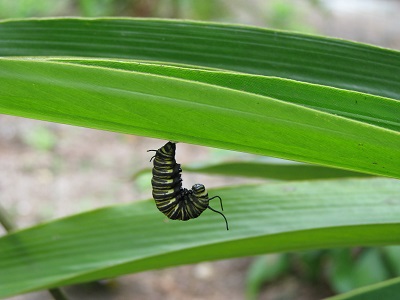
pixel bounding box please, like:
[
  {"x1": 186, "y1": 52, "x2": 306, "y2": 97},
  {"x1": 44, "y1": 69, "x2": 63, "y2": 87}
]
[
  {"x1": 183, "y1": 162, "x2": 373, "y2": 180},
  {"x1": 53, "y1": 58, "x2": 400, "y2": 132},
  {"x1": 327, "y1": 277, "x2": 400, "y2": 300},
  {"x1": 0, "y1": 18, "x2": 399, "y2": 99},
  {"x1": 0, "y1": 59, "x2": 399, "y2": 178},
  {"x1": 0, "y1": 178, "x2": 399, "y2": 297}
]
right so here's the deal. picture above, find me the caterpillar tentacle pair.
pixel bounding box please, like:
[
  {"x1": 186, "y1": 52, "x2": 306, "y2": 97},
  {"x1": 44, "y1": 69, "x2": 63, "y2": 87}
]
[{"x1": 148, "y1": 142, "x2": 229, "y2": 230}]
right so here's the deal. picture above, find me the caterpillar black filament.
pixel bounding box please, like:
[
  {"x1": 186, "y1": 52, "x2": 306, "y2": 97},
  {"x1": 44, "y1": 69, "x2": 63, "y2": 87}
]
[{"x1": 148, "y1": 142, "x2": 229, "y2": 230}]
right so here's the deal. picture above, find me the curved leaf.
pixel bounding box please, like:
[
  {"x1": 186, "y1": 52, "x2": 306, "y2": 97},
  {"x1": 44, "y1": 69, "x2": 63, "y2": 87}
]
[
  {"x1": 0, "y1": 178, "x2": 399, "y2": 297},
  {"x1": 0, "y1": 18, "x2": 399, "y2": 99},
  {"x1": 54, "y1": 58, "x2": 400, "y2": 132},
  {"x1": 0, "y1": 59, "x2": 399, "y2": 178}
]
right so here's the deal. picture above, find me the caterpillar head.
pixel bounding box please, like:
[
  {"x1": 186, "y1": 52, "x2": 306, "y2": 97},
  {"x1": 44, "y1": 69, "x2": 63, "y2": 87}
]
[
  {"x1": 192, "y1": 183, "x2": 208, "y2": 199},
  {"x1": 192, "y1": 183, "x2": 229, "y2": 230}
]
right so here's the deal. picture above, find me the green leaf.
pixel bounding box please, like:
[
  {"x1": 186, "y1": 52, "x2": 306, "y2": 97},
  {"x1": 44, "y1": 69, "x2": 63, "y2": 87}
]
[
  {"x1": 0, "y1": 59, "x2": 399, "y2": 178},
  {"x1": 54, "y1": 58, "x2": 400, "y2": 132},
  {"x1": 134, "y1": 158, "x2": 373, "y2": 180},
  {"x1": 327, "y1": 277, "x2": 400, "y2": 300},
  {"x1": 134, "y1": 161, "x2": 372, "y2": 181},
  {"x1": 246, "y1": 254, "x2": 289, "y2": 300},
  {"x1": 0, "y1": 178, "x2": 400, "y2": 298},
  {"x1": 183, "y1": 161, "x2": 373, "y2": 180},
  {"x1": 382, "y1": 246, "x2": 400, "y2": 276},
  {"x1": 0, "y1": 18, "x2": 399, "y2": 99},
  {"x1": 293, "y1": 250, "x2": 327, "y2": 282},
  {"x1": 329, "y1": 249, "x2": 390, "y2": 293},
  {"x1": 1, "y1": 18, "x2": 400, "y2": 298},
  {"x1": 329, "y1": 249, "x2": 358, "y2": 293}
]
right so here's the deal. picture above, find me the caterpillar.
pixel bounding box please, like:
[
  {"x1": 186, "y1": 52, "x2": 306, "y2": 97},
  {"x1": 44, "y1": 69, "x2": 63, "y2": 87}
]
[{"x1": 148, "y1": 142, "x2": 229, "y2": 230}]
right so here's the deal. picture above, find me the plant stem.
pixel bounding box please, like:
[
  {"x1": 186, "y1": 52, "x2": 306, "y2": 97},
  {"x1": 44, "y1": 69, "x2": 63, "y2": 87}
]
[
  {"x1": 49, "y1": 288, "x2": 69, "y2": 300},
  {"x1": 0, "y1": 203, "x2": 69, "y2": 300},
  {"x1": 0, "y1": 203, "x2": 16, "y2": 232}
]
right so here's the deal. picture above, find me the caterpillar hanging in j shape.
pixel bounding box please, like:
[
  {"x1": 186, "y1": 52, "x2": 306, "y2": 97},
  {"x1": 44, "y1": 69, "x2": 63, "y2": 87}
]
[{"x1": 148, "y1": 141, "x2": 229, "y2": 230}]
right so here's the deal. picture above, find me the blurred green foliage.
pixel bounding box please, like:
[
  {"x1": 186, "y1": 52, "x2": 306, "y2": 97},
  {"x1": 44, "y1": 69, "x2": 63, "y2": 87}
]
[
  {"x1": 23, "y1": 125, "x2": 57, "y2": 151},
  {"x1": 0, "y1": 0, "x2": 317, "y2": 33},
  {"x1": 0, "y1": 0, "x2": 229, "y2": 19},
  {"x1": 246, "y1": 246, "x2": 400, "y2": 298},
  {"x1": 0, "y1": 0, "x2": 68, "y2": 18},
  {"x1": 246, "y1": 254, "x2": 290, "y2": 300},
  {"x1": 265, "y1": 0, "x2": 318, "y2": 33}
]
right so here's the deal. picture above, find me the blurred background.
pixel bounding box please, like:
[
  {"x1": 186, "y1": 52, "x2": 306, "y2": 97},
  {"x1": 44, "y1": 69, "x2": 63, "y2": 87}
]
[{"x1": 1, "y1": 0, "x2": 399, "y2": 299}]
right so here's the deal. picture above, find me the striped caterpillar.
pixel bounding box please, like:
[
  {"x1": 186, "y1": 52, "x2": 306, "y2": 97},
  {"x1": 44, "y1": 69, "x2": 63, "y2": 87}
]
[{"x1": 148, "y1": 142, "x2": 228, "y2": 230}]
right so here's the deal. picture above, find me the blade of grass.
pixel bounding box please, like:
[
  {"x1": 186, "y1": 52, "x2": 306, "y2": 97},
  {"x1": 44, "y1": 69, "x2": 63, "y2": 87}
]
[
  {"x1": 0, "y1": 178, "x2": 399, "y2": 298},
  {"x1": 0, "y1": 18, "x2": 399, "y2": 99},
  {"x1": 55, "y1": 58, "x2": 400, "y2": 132},
  {"x1": 133, "y1": 161, "x2": 372, "y2": 181},
  {"x1": 183, "y1": 161, "x2": 373, "y2": 180},
  {"x1": 0, "y1": 203, "x2": 68, "y2": 300},
  {"x1": 0, "y1": 59, "x2": 399, "y2": 178},
  {"x1": 327, "y1": 276, "x2": 400, "y2": 300}
]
